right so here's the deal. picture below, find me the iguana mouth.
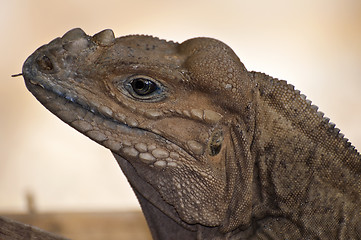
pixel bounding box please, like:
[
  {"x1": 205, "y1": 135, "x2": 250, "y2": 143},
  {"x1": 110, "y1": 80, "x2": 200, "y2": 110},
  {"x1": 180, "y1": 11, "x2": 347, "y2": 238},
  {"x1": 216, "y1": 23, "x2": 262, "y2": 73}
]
[{"x1": 23, "y1": 71, "x2": 187, "y2": 170}]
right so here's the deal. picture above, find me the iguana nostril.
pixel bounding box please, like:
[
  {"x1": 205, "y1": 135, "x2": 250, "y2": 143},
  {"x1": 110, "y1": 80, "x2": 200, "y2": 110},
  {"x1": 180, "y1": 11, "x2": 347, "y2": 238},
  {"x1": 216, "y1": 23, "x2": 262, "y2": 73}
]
[{"x1": 36, "y1": 55, "x2": 54, "y2": 72}]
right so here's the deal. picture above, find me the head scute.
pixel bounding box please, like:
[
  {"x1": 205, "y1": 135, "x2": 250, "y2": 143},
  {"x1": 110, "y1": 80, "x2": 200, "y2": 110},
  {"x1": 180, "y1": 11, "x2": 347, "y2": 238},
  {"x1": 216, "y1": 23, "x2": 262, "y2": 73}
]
[{"x1": 179, "y1": 37, "x2": 256, "y2": 111}]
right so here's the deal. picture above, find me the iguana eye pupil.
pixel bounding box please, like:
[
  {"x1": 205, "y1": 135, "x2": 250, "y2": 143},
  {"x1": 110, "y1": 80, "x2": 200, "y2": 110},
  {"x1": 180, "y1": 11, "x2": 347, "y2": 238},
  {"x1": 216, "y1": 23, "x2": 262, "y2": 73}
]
[{"x1": 131, "y1": 78, "x2": 157, "y2": 96}]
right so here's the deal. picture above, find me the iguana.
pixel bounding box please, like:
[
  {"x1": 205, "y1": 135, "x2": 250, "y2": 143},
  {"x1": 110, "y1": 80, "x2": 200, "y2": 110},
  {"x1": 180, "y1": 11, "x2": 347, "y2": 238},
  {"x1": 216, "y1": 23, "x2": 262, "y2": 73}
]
[{"x1": 20, "y1": 28, "x2": 361, "y2": 239}]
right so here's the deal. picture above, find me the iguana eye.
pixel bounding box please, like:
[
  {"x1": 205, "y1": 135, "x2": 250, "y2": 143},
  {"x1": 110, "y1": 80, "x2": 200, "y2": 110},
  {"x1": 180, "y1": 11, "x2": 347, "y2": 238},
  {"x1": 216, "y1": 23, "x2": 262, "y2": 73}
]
[
  {"x1": 131, "y1": 78, "x2": 157, "y2": 96},
  {"x1": 123, "y1": 75, "x2": 165, "y2": 101}
]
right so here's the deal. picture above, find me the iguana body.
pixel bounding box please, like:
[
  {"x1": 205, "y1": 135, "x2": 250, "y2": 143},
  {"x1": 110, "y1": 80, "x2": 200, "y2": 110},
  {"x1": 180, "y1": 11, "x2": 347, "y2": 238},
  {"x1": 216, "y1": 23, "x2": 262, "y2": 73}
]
[{"x1": 22, "y1": 28, "x2": 361, "y2": 239}]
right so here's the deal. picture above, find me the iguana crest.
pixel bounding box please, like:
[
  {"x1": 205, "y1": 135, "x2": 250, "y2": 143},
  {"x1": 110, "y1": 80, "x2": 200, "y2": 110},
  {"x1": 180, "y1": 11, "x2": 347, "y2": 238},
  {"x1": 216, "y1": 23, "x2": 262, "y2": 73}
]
[{"x1": 22, "y1": 28, "x2": 361, "y2": 239}]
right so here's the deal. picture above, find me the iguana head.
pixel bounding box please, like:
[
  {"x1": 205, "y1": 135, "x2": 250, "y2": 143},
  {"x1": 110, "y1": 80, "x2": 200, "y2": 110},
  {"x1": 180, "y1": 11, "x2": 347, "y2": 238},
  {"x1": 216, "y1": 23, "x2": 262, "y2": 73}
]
[{"x1": 22, "y1": 28, "x2": 256, "y2": 230}]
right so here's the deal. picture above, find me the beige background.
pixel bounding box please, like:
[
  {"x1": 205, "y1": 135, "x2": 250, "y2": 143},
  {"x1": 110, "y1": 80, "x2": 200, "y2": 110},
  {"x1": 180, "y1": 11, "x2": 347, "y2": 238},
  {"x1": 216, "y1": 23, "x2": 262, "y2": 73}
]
[{"x1": 1, "y1": 0, "x2": 360, "y2": 213}]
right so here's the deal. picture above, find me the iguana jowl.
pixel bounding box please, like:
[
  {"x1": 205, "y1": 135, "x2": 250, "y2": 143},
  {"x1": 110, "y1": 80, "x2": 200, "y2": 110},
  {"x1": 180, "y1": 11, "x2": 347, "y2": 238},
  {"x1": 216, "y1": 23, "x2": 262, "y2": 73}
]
[{"x1": 21, "y1": 28, "x2": 361, "y2": 239}]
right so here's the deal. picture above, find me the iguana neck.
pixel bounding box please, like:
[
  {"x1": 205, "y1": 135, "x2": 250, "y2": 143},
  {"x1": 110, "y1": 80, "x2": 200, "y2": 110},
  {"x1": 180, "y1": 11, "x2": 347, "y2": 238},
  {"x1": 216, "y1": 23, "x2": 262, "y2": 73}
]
[{"x1": 249, "y1": 71, "x2": 361, "y2": 237}]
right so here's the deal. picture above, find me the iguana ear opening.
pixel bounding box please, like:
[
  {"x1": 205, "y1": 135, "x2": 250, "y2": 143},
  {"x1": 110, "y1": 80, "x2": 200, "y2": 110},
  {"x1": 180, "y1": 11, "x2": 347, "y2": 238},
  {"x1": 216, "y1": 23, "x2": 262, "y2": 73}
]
[{"x1": 209, "y1": 129, "x2": 224, "y2": 156}]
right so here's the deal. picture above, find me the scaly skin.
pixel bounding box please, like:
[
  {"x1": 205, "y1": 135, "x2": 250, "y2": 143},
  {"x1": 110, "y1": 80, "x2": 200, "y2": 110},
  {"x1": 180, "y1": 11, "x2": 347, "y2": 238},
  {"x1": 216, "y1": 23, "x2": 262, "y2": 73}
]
[{"x1": 22, "y1": 28, "x2": 361, "y2": 239}]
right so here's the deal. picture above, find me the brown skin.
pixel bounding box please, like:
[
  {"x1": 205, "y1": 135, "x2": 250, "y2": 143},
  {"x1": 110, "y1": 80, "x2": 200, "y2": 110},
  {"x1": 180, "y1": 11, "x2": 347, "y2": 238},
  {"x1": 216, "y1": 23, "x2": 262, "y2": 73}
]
[{"x1": 22, "y1": 28, "x2": 361, "y2": 239}]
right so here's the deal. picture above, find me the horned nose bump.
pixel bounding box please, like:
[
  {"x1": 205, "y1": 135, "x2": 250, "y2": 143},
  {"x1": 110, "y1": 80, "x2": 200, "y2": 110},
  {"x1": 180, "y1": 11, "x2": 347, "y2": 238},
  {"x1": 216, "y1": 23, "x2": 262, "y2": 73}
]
[
  {"x1": 62, "y1": 28, "x2": 87, "y2": 42},
  {"x1": 92, "y1": 29, "x2": 115, "y2": 46},
  {"x1": 61, "y1": 28, "x2": 90, "y2": 52}
]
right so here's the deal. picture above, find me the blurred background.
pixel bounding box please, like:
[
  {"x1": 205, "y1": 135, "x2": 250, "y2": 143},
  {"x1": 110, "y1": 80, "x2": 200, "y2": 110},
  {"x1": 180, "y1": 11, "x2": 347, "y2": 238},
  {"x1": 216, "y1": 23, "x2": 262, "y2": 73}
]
[{"x1": 1, "y1": 0, "x2": 360, "y2": 238}]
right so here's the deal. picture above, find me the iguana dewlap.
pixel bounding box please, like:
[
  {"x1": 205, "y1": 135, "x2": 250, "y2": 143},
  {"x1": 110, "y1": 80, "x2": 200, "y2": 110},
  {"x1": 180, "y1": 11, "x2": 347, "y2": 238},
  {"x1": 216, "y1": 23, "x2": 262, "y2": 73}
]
[{"x1": 22, "y1": 28, "x2": 361, "y2": 240}]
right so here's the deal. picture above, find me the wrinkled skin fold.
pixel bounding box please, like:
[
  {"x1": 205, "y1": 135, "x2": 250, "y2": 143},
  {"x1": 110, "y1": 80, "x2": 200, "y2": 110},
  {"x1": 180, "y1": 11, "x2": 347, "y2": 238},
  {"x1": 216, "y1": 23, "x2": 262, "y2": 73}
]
[{"x1": 22, "y1": 28, "x2": 361, "y2": 239}]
